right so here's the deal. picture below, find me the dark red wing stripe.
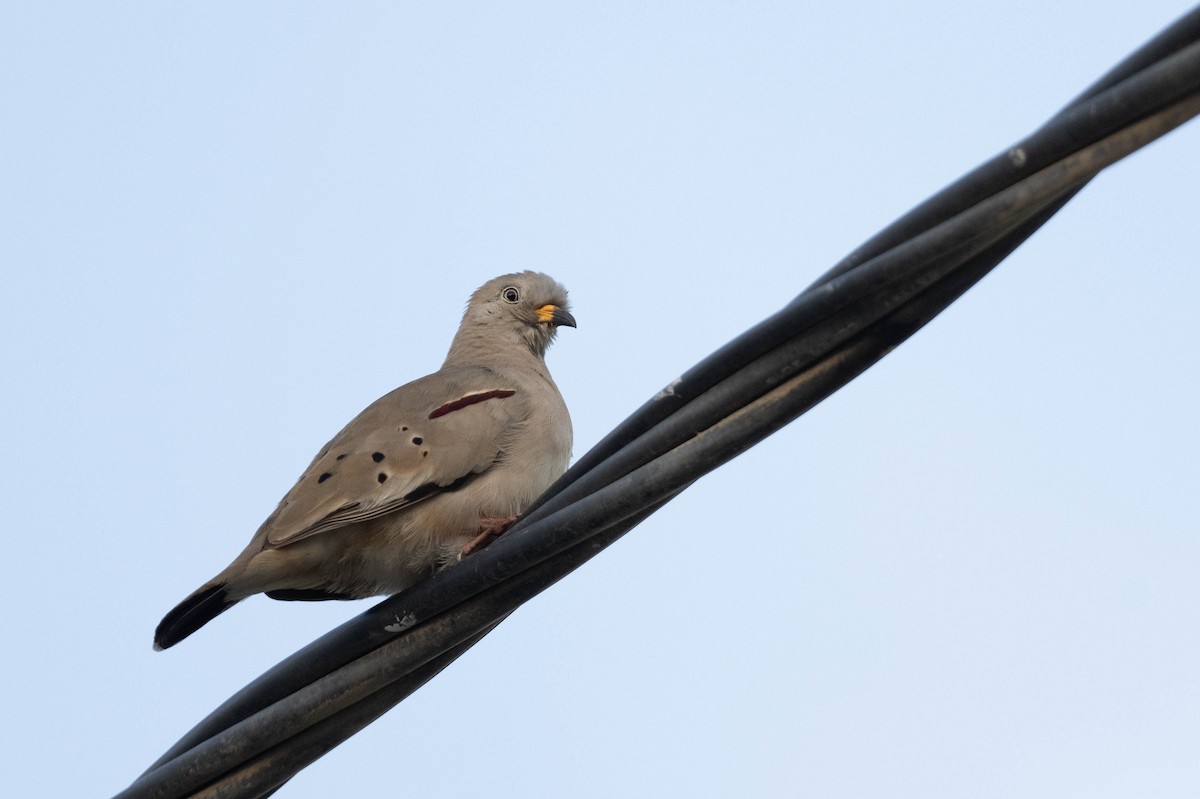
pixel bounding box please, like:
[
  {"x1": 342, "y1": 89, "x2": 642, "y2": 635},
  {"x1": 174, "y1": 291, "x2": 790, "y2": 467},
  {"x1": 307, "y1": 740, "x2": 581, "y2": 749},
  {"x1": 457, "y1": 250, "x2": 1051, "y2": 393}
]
[{"x1": 428, "y1": 389, "x2": 516, "y2": 419}]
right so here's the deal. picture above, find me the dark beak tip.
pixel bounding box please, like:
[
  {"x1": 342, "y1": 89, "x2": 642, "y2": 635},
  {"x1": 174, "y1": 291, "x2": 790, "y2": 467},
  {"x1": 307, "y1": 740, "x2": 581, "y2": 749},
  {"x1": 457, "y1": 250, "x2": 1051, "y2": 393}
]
[{"x1": 554, "y1": 309, "x2": 578, "y2": 329}]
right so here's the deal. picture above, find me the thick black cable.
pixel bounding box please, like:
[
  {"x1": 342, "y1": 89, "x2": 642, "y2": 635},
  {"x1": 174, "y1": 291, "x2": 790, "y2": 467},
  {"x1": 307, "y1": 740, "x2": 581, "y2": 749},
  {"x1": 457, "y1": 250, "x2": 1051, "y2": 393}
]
[
  {"x1": 128, "y1": 95, "x2": 1197, "y2": 799},
  {"x1": 119, "y1": 12, "x2": 1200, "y2": 799}
]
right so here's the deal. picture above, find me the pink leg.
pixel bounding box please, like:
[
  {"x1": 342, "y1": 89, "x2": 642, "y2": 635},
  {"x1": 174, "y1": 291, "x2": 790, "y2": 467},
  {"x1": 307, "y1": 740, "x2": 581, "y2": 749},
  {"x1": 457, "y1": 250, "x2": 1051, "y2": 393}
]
[{"x1": 458, "y1": 515, "x2": 518, "y2": 559}]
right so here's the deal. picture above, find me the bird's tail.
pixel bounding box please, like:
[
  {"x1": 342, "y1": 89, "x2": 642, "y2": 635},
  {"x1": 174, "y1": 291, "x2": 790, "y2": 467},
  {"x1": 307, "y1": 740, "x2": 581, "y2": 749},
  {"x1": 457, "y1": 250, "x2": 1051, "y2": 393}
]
[{"x1": 154, "y1": 583, "x2": 240, "y2": 650}]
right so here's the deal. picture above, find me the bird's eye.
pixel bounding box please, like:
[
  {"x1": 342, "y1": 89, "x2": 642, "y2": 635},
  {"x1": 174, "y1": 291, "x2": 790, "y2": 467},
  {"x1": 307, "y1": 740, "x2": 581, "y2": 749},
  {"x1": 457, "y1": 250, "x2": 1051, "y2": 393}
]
[{"x1": 501, "y1": 286, "x2": 520, "y2": 303}]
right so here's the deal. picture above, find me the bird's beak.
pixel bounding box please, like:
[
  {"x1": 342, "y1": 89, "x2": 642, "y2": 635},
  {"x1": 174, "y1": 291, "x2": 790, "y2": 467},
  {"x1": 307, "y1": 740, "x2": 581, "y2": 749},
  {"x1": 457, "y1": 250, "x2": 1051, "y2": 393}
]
[{"x1": 536, "y1": 304, "x2": 577, "y2": 328}]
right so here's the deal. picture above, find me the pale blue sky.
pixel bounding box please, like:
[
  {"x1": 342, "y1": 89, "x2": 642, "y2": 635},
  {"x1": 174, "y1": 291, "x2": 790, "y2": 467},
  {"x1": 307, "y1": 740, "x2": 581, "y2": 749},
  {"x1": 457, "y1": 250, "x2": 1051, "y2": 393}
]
[{"x1": 2, "y1": 3, "x2": 1198, "y2": 797}]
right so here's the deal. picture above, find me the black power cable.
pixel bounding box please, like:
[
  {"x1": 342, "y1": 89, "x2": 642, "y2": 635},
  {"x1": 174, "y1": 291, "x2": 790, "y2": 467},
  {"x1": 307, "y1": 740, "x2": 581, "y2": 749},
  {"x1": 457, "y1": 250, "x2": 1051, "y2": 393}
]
[{"x1": 117, "y1": 8, "x2": 1200, "y2": 798}]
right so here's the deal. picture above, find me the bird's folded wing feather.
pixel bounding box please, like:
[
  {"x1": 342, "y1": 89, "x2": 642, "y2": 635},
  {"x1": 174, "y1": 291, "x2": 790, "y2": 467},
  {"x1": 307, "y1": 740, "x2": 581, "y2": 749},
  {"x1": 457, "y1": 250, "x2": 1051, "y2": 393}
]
[{"x1": 258, "y1": 367, "x2": 529, "y2": 547}]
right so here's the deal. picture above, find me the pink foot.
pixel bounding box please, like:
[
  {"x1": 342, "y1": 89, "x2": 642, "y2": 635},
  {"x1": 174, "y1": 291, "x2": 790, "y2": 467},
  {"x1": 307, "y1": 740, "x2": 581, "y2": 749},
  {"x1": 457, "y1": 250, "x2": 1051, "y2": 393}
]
[{"x1": 458, "y1": 515, "x2": 517, "y2": 560}]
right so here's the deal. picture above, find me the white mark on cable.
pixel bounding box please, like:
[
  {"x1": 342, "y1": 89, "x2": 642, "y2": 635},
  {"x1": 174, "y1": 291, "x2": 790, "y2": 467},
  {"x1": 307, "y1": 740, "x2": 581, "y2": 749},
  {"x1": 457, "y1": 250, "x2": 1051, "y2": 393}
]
[
  {"x1": 656, "y1": 377, "x2": 683, "y2": 400},
  {"x1": 1008, "y1": 147, "x2": 1028, "y2": 167},
  {"x1": 384, "y1": 613, "x2": 417, "y2": 633}
]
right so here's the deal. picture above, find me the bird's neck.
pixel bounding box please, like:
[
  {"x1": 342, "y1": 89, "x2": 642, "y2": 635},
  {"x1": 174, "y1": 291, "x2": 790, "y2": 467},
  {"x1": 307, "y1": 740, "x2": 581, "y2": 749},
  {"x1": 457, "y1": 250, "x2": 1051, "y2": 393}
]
[{"x1": 443, "y1": 325, "x2": 549, "y2": 370}]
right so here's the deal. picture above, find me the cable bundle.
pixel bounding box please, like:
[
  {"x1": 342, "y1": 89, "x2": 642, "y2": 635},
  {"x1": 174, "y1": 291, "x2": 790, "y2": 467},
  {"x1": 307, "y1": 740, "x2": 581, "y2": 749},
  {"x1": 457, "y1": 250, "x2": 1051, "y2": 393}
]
[{"x1": 117, "y1": 9, "x2": 1200, "y2": 797}]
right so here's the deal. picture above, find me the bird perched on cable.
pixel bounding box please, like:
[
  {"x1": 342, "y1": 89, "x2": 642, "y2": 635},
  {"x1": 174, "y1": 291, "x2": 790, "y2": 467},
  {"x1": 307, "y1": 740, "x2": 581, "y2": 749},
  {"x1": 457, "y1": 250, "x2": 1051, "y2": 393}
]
[{"x1": 154, "y1": 271, "x2": 575, "y2": 650}]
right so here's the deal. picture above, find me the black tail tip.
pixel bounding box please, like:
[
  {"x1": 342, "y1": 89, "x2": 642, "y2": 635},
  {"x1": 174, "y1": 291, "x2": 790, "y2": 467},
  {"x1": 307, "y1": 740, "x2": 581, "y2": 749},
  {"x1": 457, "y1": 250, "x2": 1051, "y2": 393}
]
[{"x1": 154, "y1": 584, "x2": 235, "y2": 651}]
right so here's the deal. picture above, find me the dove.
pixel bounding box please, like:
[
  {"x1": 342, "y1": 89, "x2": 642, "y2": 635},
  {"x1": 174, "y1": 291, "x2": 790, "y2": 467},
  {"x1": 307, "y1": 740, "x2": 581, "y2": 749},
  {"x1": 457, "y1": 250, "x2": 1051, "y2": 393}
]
[{"x1": 154, "y1": 272, "x2": 575, "y2": 650}]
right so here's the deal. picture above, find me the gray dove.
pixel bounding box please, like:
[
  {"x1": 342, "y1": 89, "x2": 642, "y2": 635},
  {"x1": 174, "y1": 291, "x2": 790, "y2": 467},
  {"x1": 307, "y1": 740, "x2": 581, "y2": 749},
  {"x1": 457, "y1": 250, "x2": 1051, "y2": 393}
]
[{"x1": 154, "y1": 272, "x2": 575, "y2": 650}]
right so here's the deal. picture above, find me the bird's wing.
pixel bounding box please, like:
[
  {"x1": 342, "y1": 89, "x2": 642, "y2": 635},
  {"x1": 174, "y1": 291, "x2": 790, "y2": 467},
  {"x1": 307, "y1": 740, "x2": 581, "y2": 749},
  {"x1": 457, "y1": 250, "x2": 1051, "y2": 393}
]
[{"x1": 259, "y1": 366, "x2": 530, "y2": 547}]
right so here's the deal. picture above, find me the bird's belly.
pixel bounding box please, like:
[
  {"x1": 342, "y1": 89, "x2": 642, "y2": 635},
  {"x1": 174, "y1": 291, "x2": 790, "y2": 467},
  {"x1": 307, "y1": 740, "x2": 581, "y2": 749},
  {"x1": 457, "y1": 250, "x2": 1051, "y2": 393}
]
[{"x1": 339, "y1": 454, "x2": 566, "y2": 596}]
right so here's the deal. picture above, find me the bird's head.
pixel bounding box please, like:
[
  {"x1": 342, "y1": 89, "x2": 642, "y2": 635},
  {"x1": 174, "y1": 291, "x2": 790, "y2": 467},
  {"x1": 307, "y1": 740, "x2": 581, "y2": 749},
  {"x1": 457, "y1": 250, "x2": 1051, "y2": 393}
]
[{"x1": 447, "y1": 271, "x2": 576, "y2": 363}]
